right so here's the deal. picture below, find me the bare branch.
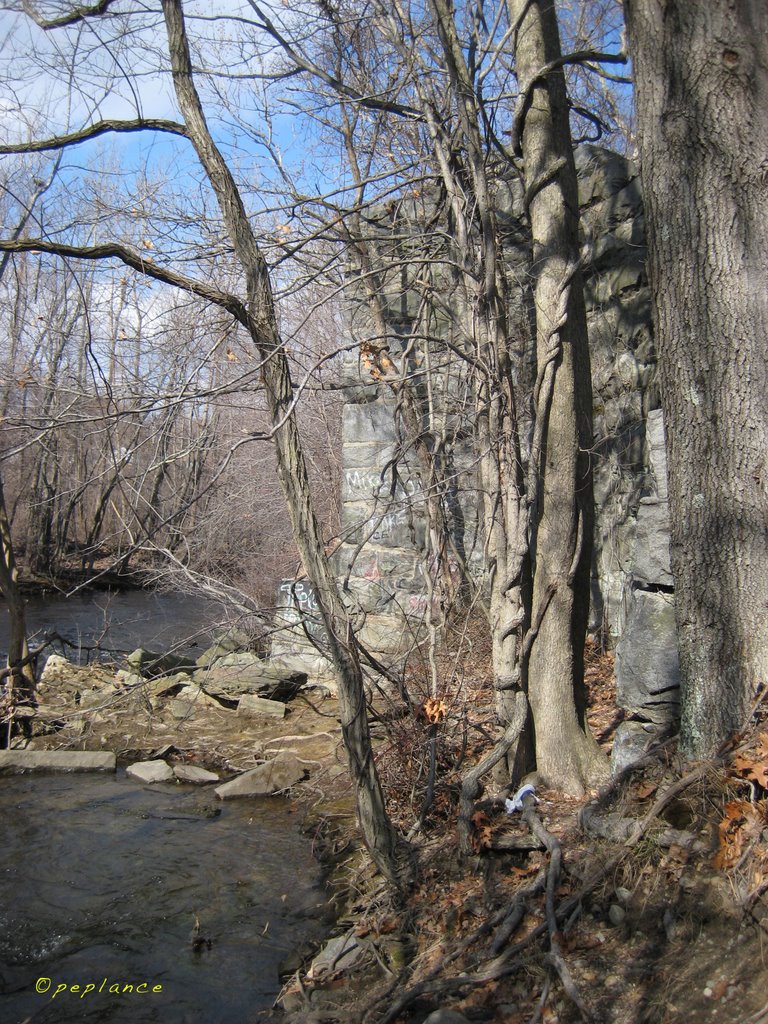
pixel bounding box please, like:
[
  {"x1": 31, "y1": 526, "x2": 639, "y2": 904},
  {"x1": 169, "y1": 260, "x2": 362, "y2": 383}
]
[
  {"x1": 0, "y1": 238, "x2": 250, "y2": 324},
  {"x1": 245, "y1": 0, "x2": 424, "y2": 121},
  {"x1": 21, "y1": 0, "x2": 119, "y2": 29},
  {"x1": 0, "y1": 119, "x2": 187, "y2": 154}
]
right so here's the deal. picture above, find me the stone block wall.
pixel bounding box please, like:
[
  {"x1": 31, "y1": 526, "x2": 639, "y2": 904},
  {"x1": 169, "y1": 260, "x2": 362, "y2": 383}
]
[
  {"x1": 273, "y1": 147, "x2": 682, "y2": 759},
  {"x1": 612, "y1": 409, "x2": 680, "y2": 772},
  {"x1": 336, "y1": 145, "x2": 657, "y2": 639}
]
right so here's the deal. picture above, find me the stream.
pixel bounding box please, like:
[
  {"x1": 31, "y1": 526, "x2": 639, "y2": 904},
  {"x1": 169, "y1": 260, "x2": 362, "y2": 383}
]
[
  {"x1": 0, "y1": 772, "x2": 328, "y2": 1023},
  {"x1": 0, "y1": 588, "x2": 231, "y2": 665},
  {"x1": 0, "y1": 588, "x2": 330, "y2": 1023}
]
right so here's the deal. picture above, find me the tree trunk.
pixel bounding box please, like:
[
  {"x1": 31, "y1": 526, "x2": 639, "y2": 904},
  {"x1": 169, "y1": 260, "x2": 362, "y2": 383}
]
[
  {"x1": 511, "y1": 0, "x2": 607, "y2": 793},
  {"x1": 161, "y1": 0, "x2": 408, "y2": 886},
  {"x1": 625, "y1": 1, "x2": 768, "y2": 755},
  {"x1": 0, "y1": 471, "x2": 36, "y2": 727}
]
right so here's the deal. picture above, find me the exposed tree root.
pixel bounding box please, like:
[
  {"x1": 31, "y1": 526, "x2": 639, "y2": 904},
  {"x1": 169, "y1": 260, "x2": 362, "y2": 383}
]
[
  {"x1": 362, "y1": 754, "x2": 742, "y2": 1024},
  {"x1": 457, "y1": 691, "x2": 527, "y2": 854},
  {"x1": 520, "y1": 792, "x2": 590, "y2": 1022}
]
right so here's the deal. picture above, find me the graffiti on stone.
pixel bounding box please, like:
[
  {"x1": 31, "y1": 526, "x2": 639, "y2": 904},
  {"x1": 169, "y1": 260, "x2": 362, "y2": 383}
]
[
  {"x1": 278, "y1": 578, "x2": 327, "y2": 643},
  {"x1": 344, "y1": 469, "x2": 418, "y2": 499}
]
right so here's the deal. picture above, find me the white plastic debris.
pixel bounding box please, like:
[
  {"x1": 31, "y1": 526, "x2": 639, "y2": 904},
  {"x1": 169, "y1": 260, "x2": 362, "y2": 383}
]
[{"x1": 504, "y1": 783, "x2": 539, "y2": 814}]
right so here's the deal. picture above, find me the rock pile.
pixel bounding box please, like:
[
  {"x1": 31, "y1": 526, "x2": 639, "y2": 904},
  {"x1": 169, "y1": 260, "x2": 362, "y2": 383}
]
[{"x1": 15, "y1": 635, "x2": 344, "y2": 799}]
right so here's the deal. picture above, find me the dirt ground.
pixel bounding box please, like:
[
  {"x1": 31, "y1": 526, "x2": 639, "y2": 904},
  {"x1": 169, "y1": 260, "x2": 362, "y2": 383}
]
[{"x1": 275, "y1": 642, "x2": 768, "y2": 1024}]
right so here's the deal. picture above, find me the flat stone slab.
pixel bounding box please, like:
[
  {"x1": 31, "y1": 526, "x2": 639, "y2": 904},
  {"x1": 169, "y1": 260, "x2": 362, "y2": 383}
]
[
  {"x1": 0, "y1": 750, "x2": 117, "y2": 774},
  {"x1": 125, "y1": 759, "x2": 174, "y2": 784},
  {"x1": 237, "y1": 695, "x2": 286, "y2": 719},
  {"x1": 173, "y1": 764, "x2": 220, "y2": 785},
  {"x1": 215, "y1": 756, "x2": 305, "y2": 800}
]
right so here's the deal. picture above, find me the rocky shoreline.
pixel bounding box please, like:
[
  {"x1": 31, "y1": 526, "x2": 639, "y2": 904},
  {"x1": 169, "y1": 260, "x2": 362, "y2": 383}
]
[{"x1": 3, "y1": 635, "x2": 400, "y2": 1020}]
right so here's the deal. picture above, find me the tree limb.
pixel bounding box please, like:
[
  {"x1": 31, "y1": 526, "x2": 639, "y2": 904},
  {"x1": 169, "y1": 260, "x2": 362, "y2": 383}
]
[
  {"x1": 0, "y1": 119, "x2": 187, "y2": 154},
  {"x1": 21, "y1": 0, "x2": 119, "y2": 29},
  {"x1": 0, "y1": 238, "x2": 250, "y2": 324},
  {"x1": 245, "y1": 0, "x2": 424, "y2": 121}
]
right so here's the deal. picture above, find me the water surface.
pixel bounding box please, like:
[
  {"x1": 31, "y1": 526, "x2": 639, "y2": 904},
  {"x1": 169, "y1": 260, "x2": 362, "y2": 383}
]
[
  {"x1": 0, "y1": 772, "x2": 327, "y2": 1023},
  {"x1": 0, "y1": 589, "x2": 229, "y2": 664}
]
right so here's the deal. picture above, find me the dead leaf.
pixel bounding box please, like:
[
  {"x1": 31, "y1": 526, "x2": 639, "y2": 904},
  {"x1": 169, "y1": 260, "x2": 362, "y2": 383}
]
[
  {"x1": 711, "y1": 979, "x2": 729, "y2": 1001},
  {"x1": 470, "y1": 810, "x2": 492, "y2": 852},
  {"x1": 422, "y1": 697, "x2": 447, "y2": 724},
  {"x1": 713, "y1": 799, "x2": 765, "y2": 870},
  {"x1": 733, "y1": 749, "x2": 768, "y2": 788},
  {"x1": 635, "y1": 780, "x2": 659, "y2": 800}
]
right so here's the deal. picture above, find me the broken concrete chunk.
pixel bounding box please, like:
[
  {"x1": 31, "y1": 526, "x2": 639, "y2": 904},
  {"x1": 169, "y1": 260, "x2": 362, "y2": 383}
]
[
  {"x1": 215, "y1": 756, "x2": 305, "y2": 799},
  {"x1": 126, "y1": 759, "x2": 174, "y2": 784}
]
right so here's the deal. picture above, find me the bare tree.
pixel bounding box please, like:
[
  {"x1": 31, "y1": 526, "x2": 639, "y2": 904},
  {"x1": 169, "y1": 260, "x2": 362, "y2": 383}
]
[{"x1": 0, "y1": 0, "x2": 408, "y2": 884}]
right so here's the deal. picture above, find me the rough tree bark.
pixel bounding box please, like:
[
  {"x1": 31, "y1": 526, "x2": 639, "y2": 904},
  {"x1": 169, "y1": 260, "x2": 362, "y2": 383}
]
[
  {"x1": 625, "y1": 0, "x2": 768, "y2": 755},
  {"x1": 161, "y1": 0, "x2": 408, "y2": 884},
  {"x1": 510, "y1": 0, "x2": 608, "y2": 793},
  {"x1": 0, "y1": 472, "x2": 36, "y2": 722}
]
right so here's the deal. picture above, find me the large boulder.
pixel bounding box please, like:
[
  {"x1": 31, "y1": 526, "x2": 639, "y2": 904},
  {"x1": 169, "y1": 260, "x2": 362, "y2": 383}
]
[{"x1": 193, "y1": 661, "x2": 306, "y2": 703}]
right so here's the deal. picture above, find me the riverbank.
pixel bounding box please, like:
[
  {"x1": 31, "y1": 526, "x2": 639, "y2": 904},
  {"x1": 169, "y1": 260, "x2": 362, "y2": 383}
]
[{"x1": 5, "y1": 644, "x2": 768, "y2": 1024}]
